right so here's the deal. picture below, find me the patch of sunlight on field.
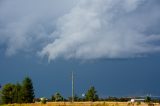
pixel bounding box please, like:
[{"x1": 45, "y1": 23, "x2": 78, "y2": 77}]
[{"x1": 2, "y1": 102, "x2": 160, "y2": 106}]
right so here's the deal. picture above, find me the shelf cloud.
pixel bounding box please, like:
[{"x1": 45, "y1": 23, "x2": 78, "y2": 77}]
[
  {"x1": 0, "y1": 0, "x2": 160, "y2": 60},
  {"x1": 0, "y1": 0, "x2": 77, "y2": 56},
  {"x1": 40, "y1": 0, "x2": 160, "y2": 60}
]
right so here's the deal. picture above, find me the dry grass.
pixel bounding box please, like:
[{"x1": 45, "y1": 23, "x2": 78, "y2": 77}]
[{"x1": 2, "y1": 102, "x2": 160, "y2": 106}]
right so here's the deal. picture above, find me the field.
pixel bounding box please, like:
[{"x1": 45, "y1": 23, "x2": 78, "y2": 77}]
[{"x1": 1, "y1": 102, "x2": 160, "y2": 106}]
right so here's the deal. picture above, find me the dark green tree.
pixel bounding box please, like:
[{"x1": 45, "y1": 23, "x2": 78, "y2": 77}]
[
  {"x1": 85, "y1": 86, "x2": 99, "y2": 101},
  {"x1": 51, "y1": 95, "x2": 55, "y2": 101},
  {"x1": 52, "y1": 92, "x2": 63, "y2": 101},
  {"x1": 21, "y1": 77, "x2": 35, "y2": 103},
  {"x1": 68, "y1": 94, "x2": 80, "y2": 102},
  {"x1": 1, "y1": 83, "x2": 15, "y2": 104},
  {"x1": 13, "y1": 83, "x2": 22, "y2": 103},
  {"x1": 145, "y1": 96, "x2": 151, "y2": 103}
]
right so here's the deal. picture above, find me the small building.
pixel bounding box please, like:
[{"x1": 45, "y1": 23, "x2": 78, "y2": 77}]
[
  {"x1": 131, "y1": 99, "x2": 145, "y2": 102},
  {"x1": 40, "y1": 97, "x2": 48, "y2": 101}
]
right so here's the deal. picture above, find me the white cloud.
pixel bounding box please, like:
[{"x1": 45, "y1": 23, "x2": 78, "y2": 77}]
[{"x1": 40, "y1": 0, "x2": 160, "y2": 60}]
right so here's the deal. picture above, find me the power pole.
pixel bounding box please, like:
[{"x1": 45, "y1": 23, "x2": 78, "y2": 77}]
[{"x1": 72, "y1": 71, "x2": 74, "y2": 103}]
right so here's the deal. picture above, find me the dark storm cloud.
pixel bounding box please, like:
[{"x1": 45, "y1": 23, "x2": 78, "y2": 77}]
[{"x1": 0, "y1": 0, "x2": 160, "y2": 60}]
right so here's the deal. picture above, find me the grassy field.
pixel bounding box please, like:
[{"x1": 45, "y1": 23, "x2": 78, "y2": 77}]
[{"x1": 1, "y1": 102, "x2": 160, "y2": 106}]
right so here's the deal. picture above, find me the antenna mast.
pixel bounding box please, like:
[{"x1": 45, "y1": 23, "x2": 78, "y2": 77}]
[{"x1": 72, "y1": 71, "x2": 74, "y2": 103}]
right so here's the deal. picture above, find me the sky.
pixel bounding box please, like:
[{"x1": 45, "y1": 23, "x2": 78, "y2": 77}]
[{"x1": 0, "y1": 0, "x2": 160, "y2": 98}]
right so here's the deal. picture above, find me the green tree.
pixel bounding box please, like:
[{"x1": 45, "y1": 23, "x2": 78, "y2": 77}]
[
  {"x1": 21, "y1": 77, "x2": 35, "y2": 103},
  {"x1": 85, "y1": 86, "x2": 99, "y2": 101},
  {"x1": 1, "y1": 83, "x2": 15, "y2": 104},
  {"x1": 68, "y1": 94, "x2": 80, "y2": 102},
  {"x1": 145, "y1": 96, "x2": 151, "y2": 103},
  {"x1": 13, "y1": 83, "x2": 22, "y2": 103},
  {"x1": 52, "y1": 92, "x2": 63, "y2": 101}
]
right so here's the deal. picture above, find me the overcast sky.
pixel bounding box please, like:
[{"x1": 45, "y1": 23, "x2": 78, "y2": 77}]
[{"x1": 0, "y1": 0, "x2": 160, "y2": 98}]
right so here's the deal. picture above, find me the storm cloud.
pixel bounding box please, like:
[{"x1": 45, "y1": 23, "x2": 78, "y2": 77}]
[
  {"x1": 0, "y1": 0, "x2": 160, "y2": 60},
  {"x1": 0, "y1": 0, "x2": 77, "y2": 56}
]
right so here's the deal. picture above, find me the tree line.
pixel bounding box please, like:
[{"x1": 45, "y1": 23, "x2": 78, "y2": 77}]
[
  {"x1": 0, "y1": 77, "x2": 159, "y2": 104},
  {"x1": 0, "y1": 77, "x2": 34, "y2": 104},
  {"x1": 0, "y1": 77, "x2": 100, "y2": 104},
  {"x1": 35, "y1": 86, "x2": 99, "y2": 103}
]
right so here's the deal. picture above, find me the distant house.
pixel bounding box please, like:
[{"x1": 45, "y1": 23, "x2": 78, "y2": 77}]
[
  {"x1": 40, "y1": 97, "x2": 48, "y2": 101},
  {"x1": 130, "y1": 99, "x2": 145, "y2": 102}
]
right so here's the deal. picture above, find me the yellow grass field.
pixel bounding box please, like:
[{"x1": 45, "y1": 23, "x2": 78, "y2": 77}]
[{"x1": 1, "y1": 102, "x2": 160, "y2": 106}]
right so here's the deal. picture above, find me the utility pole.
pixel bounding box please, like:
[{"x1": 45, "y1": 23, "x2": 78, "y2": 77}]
[{"x1": 72, "y1": 71, "x2": 74, "y2": 103}]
